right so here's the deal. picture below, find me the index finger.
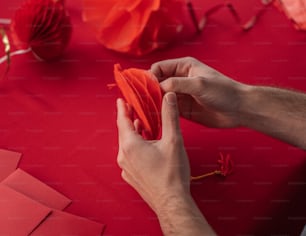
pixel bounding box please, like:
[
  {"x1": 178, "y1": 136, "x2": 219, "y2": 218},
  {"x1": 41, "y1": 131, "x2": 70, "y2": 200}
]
[{"x1": 150, "y1": 57, "x2": 197, "y2": 82}]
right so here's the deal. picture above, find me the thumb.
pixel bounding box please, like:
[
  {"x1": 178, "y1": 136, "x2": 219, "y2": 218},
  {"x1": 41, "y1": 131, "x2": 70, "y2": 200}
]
[
  {"x1": 160, "y1": 77, "x2": 202, "y2": 96},
  {"x1": 161, "y1": 92, "x2": 181, "y2": 141}
]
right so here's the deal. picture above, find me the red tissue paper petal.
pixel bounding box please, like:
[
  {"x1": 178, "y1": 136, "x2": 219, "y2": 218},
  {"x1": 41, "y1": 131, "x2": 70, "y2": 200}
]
[
  {"x1": 275, "y1": 0, "x2": 306, "y2": 30},
  {"x1": 218, "y1": 153, "x2": 233, "y2": 177},
  {"x1": 83, "y1": 0, "x2": 185, "y2": 55},
  {"x1": 10, "y1": 0, "x2": 72, "y2": 60},
  {"x1": 114, "y1": 64, "x2": 162, "y2": 140}
]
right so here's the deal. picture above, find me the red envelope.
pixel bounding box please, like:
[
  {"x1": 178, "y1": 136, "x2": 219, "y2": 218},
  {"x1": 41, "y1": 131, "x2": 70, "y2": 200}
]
[
  {"x1": 0, "y1": 184, "x2": 51, "y2": 236},
  {"x1": 0, "y1": 149, "x2": 21, "y2": 181},
  {"x1": 2, "y1": 168, "x2": 71, "y2": 210},
  {"x1": 31, "y1": 210, "x2": 105, "y2": 236},
  {"x1": 114, "y1": 64, "x2": 162, "y2": 140}
]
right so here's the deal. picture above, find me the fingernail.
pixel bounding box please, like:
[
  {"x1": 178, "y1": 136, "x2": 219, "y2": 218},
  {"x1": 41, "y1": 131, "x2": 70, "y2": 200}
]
[{"x1": 166, "y1": 92, "x2": 176, "y2": 105}]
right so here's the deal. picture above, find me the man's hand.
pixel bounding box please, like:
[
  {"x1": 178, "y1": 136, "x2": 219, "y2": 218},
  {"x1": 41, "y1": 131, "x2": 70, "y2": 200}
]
[
  {"x1": 152, "y1": 57, "x2": 306, "y2": 149},
  {"x1": 151, "y1": 57, "x2": 247, "y2": 128},
  {"x1": 116, "y1": 92, "x2": 216, "y2": 235},
  {"x1": 117, "y1": 92, "x2": 190, "y2": 212}
]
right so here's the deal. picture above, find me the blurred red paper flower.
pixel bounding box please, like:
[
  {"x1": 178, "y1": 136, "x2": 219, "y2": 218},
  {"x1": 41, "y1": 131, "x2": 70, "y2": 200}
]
[
  {"x1": 10, "y1": 0, "x2": 72, "y2": 61},
  {"x1": 217, "y1": 152, "x2": 233, "y2": 176},
  {"x1": 113, "y1": 64, "x2": 162, "y2": 140},
  {"x1": 83, "y1": 0, "x2": 185, "y2": 56},
  {"x1": 275, "y1": 0, "x2": 306, "y2": 30},
  {"x1": 191, "y1": 152, "x2": 234, "y2": 181}
]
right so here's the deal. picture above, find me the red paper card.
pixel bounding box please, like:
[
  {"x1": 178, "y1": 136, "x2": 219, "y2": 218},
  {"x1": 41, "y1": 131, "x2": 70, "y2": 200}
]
[
  {"x1": 0, "y1": 149, "x2": 21, "y2": 181},
  {"x1": 2, "y1": 168, "x2": 71, "y2": 210},
  {"x1": 31, "y1": 210, "x2": 105, "y2": 236},
  {"x1": 0, "y1": 184, "x2": 51, "y2": 236}
]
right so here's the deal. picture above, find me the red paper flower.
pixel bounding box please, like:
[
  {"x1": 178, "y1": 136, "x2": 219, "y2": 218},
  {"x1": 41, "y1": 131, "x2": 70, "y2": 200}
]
[
  {"x1": 83, "y1": 0, "x2": 185, "y2": 56},
  {"x1": 191, "y1": 153, "x2": 234, "y2": 181},
  {"x1": 217, "y1": 152, "x2": 233, "y2": 176},
  {"x1": 275, "y1": 0, "x2": 306, "y2": 30},
  {"x1": 113, "y1": 64, "x2": 162, "y2": 140},
  {"x1": 10, "y1": 0, "x2": 72, "y2": 61}
]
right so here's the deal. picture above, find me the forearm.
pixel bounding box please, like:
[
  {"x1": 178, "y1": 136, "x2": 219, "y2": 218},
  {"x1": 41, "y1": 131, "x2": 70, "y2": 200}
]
[
  {"x1": 239, "y1": 85, "x2": 306, "y2": 149},
  {"x1": 156, "y1": 194, "x2": 216, "y2": 236}
]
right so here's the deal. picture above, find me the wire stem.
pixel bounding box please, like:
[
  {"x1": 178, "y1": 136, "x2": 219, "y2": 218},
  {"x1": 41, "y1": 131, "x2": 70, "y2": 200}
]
[{"x1": 191, "y1": 170, "x2": 221, "y2": 181}]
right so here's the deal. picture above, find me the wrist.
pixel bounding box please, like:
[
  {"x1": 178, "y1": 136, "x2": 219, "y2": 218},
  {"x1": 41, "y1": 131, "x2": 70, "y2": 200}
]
[
  {"x1": 154, "y1": 191, "x2": 192, "y2": 217},
  {"x1": 237, "y1": 83, "x2": 258, "y2": 127},
  {"x1": 236, "y1": 85, "x2": 306, "y2": 149},
  {"x1": 155, "y1": 193, "x2": 216, "y2": 235}
]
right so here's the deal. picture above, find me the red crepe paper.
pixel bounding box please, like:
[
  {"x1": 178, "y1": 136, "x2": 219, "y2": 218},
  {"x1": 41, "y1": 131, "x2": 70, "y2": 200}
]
[
  {"x1": 83, "y1": 0, "x2": 185, "y2": 56},
  {"x1": 114, "y1": 64, "x2": 162, "y2": 140},
  {"x1": 275, "y1": 0, "x2": 306, "y2": 30},
  {"x1": 191, "y1": 153, "x2": 233, "y2": 181},
  {"x1": 10, "y1": 0, "x2": 72, "y2": 61}
]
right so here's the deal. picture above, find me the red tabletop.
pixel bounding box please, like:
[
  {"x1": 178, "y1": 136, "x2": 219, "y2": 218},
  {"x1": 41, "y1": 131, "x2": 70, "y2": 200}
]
[{"x1": 1, "y1": 0, "x2": 306, "y2": 235}]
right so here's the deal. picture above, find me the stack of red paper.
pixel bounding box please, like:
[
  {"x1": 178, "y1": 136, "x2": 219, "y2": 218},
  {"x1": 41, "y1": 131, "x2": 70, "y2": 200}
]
[{"x1": 0, "y1": 148, "x2": 105, "y2": 236}]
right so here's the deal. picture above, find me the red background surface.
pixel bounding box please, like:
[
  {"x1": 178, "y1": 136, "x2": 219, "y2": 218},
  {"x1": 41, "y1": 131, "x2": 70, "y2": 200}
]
[{"x1": 1, "y1": 0, "x2": 306, "y2": 235}]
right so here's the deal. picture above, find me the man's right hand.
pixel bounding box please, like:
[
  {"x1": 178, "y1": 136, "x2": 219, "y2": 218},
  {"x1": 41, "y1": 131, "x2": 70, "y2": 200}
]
[
  {"x1": 151, "y1": 57, "x2": 306, "y2": 149},
  {"x1": 151, "y1": 57, "x2": 249, "y2": 128}
]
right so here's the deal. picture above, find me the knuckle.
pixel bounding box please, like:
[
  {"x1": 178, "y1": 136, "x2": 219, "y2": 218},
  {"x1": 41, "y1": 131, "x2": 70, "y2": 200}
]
[
  {"x1": 193, "y1": 76, "x2": 205, "y2": 88},
  {"x1": 207, "y1": 69, "x2": 220, "y2": 79},
  {"x1": 151, "y1": 61, "x2": 159, "y2": 69},
  {"x1": 184, "y1": 56, "x2": 196, "y2": 62},
  {"x1": 185, "y1": 56, "x2": 201, "y2": 66},
  {"x1": 166, "y1": 78, "x2": 176, "y2": 89},
  {"x1": 150, "y1": 62, "x2": 158, "y2": 72},
  {"x1": 163, "y1": 78, "x2": 177, "y2": 91}
]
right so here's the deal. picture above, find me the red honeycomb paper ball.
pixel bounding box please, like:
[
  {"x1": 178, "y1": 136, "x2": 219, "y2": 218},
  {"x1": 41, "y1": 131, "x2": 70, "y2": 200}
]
[{"x1": 11, "y1": 0, "x2": 72, "y2": 61}]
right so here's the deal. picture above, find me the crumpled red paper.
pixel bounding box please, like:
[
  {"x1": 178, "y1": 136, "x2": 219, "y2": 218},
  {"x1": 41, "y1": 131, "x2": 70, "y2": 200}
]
[
  {"x1": 83, "y1": 0, "x2": 185, "y2": 56},
  {"x1": 113, "y1": 64, "x2": 162, "y2": 140},
  {"x1": 10, "y1": 0, "x2": 72, "y2": 60},
  {"x1": 275, "y1": 0, "x2": 306, "y2": 30}
]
